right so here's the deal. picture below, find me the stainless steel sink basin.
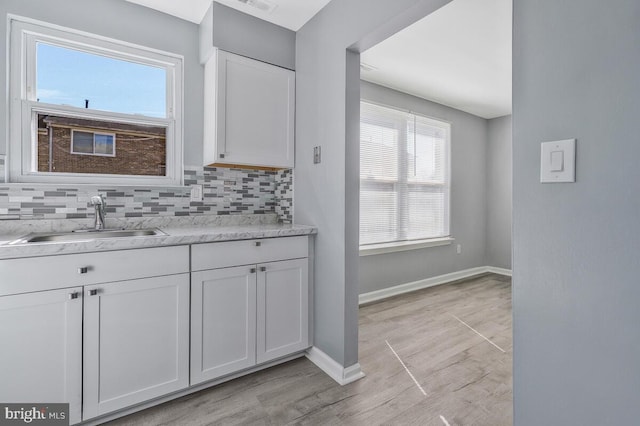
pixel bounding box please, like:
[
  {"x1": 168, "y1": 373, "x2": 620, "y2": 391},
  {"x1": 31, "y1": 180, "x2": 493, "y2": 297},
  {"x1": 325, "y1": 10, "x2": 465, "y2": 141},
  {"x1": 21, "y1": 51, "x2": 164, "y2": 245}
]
[{"x1": 9, "y1": 228, "x2": 166, "y2": 244}]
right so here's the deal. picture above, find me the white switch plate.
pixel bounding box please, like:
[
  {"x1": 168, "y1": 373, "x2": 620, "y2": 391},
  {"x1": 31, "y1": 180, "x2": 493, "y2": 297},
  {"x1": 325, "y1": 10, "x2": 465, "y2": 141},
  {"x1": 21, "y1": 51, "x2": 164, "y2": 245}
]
[{"x1": 541, "y1": 139, "x2": 575, "y2": 183}]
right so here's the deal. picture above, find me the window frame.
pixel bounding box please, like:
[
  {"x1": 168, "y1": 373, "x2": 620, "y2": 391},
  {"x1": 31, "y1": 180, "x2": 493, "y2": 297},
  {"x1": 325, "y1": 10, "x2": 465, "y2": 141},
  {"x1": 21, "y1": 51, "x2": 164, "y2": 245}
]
[
  {"x1": 70, "y1": 130, "x2": 116, "y2": 157},
  {"x1": 8, "y1": 15, "x2": 184, "y2": 186},
  {"x1": 359, "y1": 101, "x2": 453, "y2": 252}
]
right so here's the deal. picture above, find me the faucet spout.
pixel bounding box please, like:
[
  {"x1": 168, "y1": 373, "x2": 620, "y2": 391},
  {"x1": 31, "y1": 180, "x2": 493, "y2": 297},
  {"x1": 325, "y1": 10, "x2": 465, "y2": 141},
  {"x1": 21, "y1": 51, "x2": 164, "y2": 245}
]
[{"x1": 90, "y1": 194, "x2": 107, "y2": 230}]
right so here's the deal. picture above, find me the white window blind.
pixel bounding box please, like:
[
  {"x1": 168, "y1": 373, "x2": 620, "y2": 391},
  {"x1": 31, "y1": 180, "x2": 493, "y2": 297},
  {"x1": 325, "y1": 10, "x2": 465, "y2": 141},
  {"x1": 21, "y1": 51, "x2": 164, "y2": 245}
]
[{"x1": 360, "y1": 102, "x2": 451, "y2": 246}]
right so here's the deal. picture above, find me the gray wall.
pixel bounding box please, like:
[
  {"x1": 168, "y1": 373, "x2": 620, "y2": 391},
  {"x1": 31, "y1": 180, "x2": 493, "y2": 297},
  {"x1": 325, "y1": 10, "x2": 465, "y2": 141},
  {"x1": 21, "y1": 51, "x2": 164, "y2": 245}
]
[
  {"x1": 204, "y1": 3, "x2": 295, "y2": 70},
  {"x1": 486, "y1": 115, "x2": 512, "y2": 270},
  {"x1": 359, "y1": 81, "x2": 488, "y2": 294},
  {"x1": 513, "y1": 0, "x2": 640, "y2": 423},
  {"x1": 295, "y1": 0, "x2": 451, "y2": 367},
  {"x1": 0, "y1": 0, "x2": 203, "y2": 166}
]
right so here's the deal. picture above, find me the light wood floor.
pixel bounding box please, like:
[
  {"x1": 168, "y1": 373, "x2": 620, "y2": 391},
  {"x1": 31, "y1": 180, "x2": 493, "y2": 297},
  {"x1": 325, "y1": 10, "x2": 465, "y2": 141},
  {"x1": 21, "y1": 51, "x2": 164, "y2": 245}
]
[{"x1": 107, "y1": 273, "x2": 512, "y2": 426}]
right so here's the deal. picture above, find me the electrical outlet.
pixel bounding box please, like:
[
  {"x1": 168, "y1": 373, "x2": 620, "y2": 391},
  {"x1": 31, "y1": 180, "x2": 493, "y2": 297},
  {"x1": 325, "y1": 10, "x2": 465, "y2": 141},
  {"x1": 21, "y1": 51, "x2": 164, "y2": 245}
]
[
  {"x1": 456, "y1": 244, "x2": 462, "y2": 254},
  {"x1": 190, "y1": 184, "x2": 203, "y2": 202}
]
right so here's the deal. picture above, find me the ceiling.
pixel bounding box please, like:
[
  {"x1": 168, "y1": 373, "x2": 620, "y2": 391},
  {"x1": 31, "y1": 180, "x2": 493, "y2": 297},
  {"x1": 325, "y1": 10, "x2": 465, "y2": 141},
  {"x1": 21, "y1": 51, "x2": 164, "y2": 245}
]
[
  {"x1": 125, "y1": 0, "x2": 333, "y2": 31},
  {"x1": 125, "y1": 0, "x2": 511, "y2": 119},
  {"x1": 361, "y1": 0, "x2": 512, "y2": 119}
]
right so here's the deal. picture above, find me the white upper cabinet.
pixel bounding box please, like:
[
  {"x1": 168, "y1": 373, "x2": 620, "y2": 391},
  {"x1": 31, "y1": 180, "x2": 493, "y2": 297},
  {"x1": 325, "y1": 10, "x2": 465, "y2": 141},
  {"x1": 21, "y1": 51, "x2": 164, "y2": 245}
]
[{"x1": 204, "y1": 50, "x2": 295, "y2": 169}]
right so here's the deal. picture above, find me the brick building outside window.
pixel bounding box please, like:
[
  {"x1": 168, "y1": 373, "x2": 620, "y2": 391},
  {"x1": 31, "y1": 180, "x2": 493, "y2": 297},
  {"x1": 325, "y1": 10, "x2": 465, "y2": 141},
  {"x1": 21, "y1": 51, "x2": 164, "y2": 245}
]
[{"x1": 37, "y1": 115, "x2": 167, "y2": 176}]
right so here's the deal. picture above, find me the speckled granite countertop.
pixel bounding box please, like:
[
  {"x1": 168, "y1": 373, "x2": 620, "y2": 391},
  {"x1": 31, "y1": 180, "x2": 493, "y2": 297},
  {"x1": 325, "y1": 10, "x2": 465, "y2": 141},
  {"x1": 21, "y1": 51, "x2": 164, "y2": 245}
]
[{"x1": 0, "y1": 214, "x2": 316, "y2": 260}]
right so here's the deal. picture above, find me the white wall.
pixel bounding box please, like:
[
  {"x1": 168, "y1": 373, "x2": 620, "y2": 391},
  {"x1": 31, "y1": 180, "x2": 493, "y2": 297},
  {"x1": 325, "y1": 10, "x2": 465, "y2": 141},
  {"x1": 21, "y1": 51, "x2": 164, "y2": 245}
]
[
  {"x1": 513, "y1": 0, "x2": 640, "y2": 423},
  {"x1": 486, "y1": 115, "x2": 512, "y2": 270},
  {"x1": 359, "y1": 81, "x2": 489, "y2": 294}
]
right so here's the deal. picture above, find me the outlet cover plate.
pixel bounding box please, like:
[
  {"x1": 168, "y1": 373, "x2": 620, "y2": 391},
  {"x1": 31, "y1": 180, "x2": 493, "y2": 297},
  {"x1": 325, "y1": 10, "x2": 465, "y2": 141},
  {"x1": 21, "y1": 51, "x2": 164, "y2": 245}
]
[{"x1": 190, "y1": 184, "x2": 203, "y2": 202}]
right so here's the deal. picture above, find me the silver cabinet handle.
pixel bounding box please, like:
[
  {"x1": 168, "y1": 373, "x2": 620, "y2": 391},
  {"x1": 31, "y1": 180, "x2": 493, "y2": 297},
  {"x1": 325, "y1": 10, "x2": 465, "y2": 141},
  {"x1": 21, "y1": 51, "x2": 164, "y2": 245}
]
[
  {"x1": 250, "y1": 268, "x2": 257, "y2": 274},
  {"x1": 260, "y1": 266, "x2": 267, "y2": 272},
  {"x1": 88, "y1": 289, "x2": 99, "y2": 296},
  {"x1": 219, "y1": 153, "x2": 225, "y2": 159},
  {"x1": 254, "y1": 241, "x2": 261, "y2": 247},
  {"x1": 78, "y1": 267, "x2": 89, "y2": 274},
  {"x1": 69, "y1": 292, "x2": 80, "y2": 300}
]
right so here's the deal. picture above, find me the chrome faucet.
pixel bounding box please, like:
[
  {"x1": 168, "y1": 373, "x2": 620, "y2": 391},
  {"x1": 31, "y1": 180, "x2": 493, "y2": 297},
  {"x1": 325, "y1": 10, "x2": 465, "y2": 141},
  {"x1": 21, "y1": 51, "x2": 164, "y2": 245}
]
[{"x1": 90, "y1": 194, "x2": 106, "y2": 231}]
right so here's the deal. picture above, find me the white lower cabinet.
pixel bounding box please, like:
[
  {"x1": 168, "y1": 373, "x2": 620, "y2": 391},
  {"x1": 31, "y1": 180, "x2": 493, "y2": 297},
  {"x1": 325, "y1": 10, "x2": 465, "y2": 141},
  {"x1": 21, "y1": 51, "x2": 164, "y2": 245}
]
[
  {"x1": 190, "y1": 238, "x2": 310, "y2": 385},
  {"x1": 0, "y1": 287, "x2": 83, "y2": 425},
  {"x1": 82, "y1": 274, "x2": 190, "y2": 420},
  {"x1": 257, "y1": 258, "x2": 309, "y2": 364},
  {"x1": 191, "y1": 266, "x2": 257, "y2": 384},
  {"x1": 0, "y1": 246, "x2": 190, "y2": 425},
  {"x1": 0, "y1": 237, "x2": 312, "y2": 423}
]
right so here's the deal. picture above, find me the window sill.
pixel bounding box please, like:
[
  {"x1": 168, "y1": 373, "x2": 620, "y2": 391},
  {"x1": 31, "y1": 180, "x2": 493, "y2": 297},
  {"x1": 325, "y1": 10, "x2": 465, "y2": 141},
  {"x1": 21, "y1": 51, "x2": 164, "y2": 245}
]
[{"x1": 359, "y1": 237, "x2": 454, "y2": 257}]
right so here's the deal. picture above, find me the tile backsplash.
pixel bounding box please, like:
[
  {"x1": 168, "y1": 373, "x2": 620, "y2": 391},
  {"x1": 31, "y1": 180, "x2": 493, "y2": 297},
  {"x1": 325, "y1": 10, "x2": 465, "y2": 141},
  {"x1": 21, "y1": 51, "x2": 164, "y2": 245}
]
[
  {"x1": 0, "y1": 156, "x2": 5, "y2": 184},
  {"x1": 275, "y1": 169, "x2": 293, "y2": 224},
  {"x1": 0, "y1": 165, "x2": 293, "y2": 223}
]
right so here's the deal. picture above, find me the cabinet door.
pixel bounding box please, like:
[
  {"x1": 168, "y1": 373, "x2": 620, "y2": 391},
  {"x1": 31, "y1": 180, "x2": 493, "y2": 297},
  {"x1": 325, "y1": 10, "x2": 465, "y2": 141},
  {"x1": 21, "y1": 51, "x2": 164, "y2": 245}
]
[
  {"x1": 82, "y1": 274, "x2": 189, "y2": 420},
  {"x1": 216, "y1": 50, "x2": 295, "y2": 168},
  {"x1": 191, "y1": 266, "x2": 257, "y2": 384},
  {"x1": 0, "y1": 288, "x2": 82, "y2": 425},
  {"x1": 256, "y1": 258, "x2": 309, "y2": 364}
]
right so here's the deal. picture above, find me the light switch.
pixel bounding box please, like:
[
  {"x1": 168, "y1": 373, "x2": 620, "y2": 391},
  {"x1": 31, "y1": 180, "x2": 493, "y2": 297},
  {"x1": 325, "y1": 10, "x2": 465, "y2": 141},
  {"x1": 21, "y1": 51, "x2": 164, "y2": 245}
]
[
  {"x1": 549, "y1": 151, "x2": 564, "y2": 172},
  {"x1": 540, "y1": 139, "x2": 575, "y2": 183}
]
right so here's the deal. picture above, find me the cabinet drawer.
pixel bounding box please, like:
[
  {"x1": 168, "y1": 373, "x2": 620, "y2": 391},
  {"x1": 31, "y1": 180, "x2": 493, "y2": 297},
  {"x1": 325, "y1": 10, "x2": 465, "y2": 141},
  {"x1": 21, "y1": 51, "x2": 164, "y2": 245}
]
[
  {"x1": 191, "y1": 236, "x2": 308, "y2": 271},
  {"x1": 0, "y1": 245, "x2": 189, "y2": 296}
]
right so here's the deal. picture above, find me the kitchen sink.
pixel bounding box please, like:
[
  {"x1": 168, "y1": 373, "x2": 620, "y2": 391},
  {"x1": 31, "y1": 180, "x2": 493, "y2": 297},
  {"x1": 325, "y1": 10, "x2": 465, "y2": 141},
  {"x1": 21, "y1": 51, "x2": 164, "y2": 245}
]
[{"x1": 9, "y1": 228, "x2": 166, "y2": 244}]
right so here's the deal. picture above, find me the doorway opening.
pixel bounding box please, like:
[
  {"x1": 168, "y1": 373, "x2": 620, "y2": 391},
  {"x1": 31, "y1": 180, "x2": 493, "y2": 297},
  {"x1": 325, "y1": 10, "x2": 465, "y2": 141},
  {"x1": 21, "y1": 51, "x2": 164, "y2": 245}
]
[{"x1": 354, "y1": 0, "x2": 513, "y2": 423}]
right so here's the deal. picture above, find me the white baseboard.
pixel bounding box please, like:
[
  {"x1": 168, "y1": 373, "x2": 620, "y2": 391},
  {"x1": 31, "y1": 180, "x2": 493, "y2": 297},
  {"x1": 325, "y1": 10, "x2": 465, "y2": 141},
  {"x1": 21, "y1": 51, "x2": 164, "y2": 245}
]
[
  {"x1": 359, "y1": 265, "x2": 512, "y2": 305},
  {"x1": 305, "y1": 346, "x2": 365, "y2": 385},
  {"x1": 486, "y1": 266, "x2": 512, "y2": 277}
]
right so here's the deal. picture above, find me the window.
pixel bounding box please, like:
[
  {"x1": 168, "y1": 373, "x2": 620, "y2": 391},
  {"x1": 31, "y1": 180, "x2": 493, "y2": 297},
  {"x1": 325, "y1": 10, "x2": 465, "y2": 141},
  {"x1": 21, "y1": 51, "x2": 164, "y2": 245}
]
[
  {"x1": 8, "y1": 16, "x2": 183, "y2": 185},
  {"x1": 71, "y1": 131, "x2": 115, "y2": 156},
  {"x1": 360, "y1": 102, "x2": 451, "y2": 248}
]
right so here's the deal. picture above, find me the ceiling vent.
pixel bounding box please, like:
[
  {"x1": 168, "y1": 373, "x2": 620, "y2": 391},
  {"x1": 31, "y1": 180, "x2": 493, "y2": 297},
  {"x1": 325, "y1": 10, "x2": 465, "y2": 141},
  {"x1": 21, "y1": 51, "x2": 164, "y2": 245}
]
[{"x1": 236, "y1": 0, "x2": 277, "y2": 13}]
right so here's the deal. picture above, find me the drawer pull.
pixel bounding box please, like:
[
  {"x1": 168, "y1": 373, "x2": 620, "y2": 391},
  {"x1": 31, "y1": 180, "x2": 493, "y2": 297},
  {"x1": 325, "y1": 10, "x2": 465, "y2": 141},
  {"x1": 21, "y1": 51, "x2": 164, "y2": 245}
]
[
  {"x1": 254, "y1": 241, "x2": 261, "y2": 247},
  {"x1": 69, "y1": 292, "x2": 79, "y2": 300},
  {"x1": 250, "y1": 267, "x2": 257, "y2": 274},
  {"x1": 260, "y1": 266, "x2": 267, "y2": 272},
  {"x1": 77, "y1": 266, "x2": 89, "y2": 274},
  {"x1": 88, "y1": 289, "x2": 99, "y2": 296}
]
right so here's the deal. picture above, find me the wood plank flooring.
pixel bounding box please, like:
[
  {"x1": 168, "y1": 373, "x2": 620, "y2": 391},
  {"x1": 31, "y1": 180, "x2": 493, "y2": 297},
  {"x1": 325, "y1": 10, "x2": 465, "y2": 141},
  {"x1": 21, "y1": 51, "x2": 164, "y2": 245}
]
[{"x1": 106, "y1": 273, "x2": 512, "y2": 426}]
